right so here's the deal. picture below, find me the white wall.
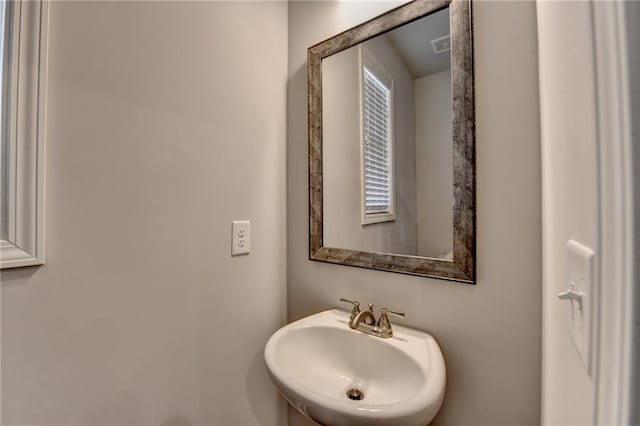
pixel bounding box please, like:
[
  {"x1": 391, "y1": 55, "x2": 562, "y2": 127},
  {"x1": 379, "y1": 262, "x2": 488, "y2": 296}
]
[
  {"x1": 415, "y1": 70, "x2": 453, "y2": 258},
  {"x1": 287, "y1": 1, "x2": 541, "y2": 425},
  {"x1": 537, "y1": 2, "x2": 599, "y2": 424},
  {"x1": 323, "y1": 36, "x2": 417, "y2": 255},
  {"x1": 0, "y1": 2, "x2": 287, "y2": 425}
]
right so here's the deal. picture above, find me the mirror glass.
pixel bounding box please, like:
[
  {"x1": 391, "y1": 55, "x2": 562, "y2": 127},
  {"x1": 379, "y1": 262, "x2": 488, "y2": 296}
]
[{"x1": 322, "y1": 7, "x2": 453, "y2": 259}]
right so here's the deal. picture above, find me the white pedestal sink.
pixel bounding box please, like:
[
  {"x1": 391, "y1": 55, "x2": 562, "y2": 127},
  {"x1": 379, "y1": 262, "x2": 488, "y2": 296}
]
[{"x1": 264, "y1": 309, "x2": 446, "y2": 425}]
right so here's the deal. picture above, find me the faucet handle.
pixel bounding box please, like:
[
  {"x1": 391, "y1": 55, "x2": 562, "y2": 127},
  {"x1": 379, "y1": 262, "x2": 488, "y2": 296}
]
[
  {"x1": 376, "y1": 308, "x2": 405, "y2": 338},
  {"x1": 339, "y1": 298, "x2": 361, "y2": 321},
  {"x1": 381, "y1": 308, "x2": 405, "y2": 319},
  {"x1": 340, "y1": 298, "x2": 360, "y2": 307}
]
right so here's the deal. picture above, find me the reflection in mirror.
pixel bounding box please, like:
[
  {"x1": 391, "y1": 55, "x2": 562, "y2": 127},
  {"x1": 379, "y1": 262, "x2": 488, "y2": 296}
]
[{"x1": 322, "y1": 7, "x2": 453, "y2": 259}]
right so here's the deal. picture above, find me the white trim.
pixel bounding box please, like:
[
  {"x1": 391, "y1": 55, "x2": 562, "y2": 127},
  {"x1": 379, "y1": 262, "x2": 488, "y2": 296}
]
[
  {"x1": 0, "y1": 0, "x2": 48, "y2": 269},
  {"x1": 592, "y1": 0, "x2": 637, "y2": 424},
  {"x1": 359, "y1": 45, "x2": 396, "y2": 226}
]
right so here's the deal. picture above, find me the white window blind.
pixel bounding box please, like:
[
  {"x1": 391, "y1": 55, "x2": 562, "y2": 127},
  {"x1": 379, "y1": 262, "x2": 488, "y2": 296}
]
[{"x1": 363, "y1": 66, "x2": 392, "y2": 215}]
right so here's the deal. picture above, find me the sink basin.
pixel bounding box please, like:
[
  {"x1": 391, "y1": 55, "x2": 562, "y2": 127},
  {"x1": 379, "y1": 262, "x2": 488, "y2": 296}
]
[{"x1": 264, "y1": 309, "x2": 446, "y2": 425}]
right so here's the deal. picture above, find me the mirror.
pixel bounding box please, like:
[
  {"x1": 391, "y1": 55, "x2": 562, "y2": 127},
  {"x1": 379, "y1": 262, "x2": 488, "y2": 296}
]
[{"x1": 308, "y1": 0, "x2": 475, "y2": 283}]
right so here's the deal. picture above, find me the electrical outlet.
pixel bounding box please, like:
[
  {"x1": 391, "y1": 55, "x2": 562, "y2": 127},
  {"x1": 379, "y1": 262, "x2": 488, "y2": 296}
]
[{"x1": 232, "y1": 221, "x2": 251, "y2": 256}]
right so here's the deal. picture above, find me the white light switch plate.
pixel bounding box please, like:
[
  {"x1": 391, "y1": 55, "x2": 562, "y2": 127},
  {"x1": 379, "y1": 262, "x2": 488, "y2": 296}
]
[
  {"x1": 232, "y1": 220, "x2": 251, "y2": 256},
  {"x1": 564, "y1": 239, "x2": 595, "y2": 374}
]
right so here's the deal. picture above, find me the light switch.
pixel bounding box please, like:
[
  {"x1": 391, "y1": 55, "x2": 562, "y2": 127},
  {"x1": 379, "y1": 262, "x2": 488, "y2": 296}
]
[
  {"x1": 232, "y1": 220, "x2": 251, "y2": 256},
  {"x1": 560, "y1": 239, "x2": 595, "y2": 374}
]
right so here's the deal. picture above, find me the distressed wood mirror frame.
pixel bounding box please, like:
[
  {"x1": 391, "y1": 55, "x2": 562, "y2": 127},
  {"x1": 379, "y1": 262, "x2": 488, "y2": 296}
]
[{"x1": 308, "y1": 0, "x2": 476, "y2": 283}]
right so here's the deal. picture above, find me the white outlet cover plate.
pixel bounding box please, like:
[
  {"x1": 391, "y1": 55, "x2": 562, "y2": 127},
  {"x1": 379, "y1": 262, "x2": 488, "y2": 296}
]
[
  {"x1": 232, "y1": 220, "x2": 251, "y2": 256},
  {"x1": 565, "y1": 239, "x2": 595, "y2": 374}
]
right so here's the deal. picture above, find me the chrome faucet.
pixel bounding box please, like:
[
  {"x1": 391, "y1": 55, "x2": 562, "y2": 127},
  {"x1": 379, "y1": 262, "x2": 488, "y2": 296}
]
[
  {"x1": 339, "y1": 298, "x2": 405, "y2": 338},
  {"x1": 349, "y1": 304, "x2": 376, "y2": 329}
]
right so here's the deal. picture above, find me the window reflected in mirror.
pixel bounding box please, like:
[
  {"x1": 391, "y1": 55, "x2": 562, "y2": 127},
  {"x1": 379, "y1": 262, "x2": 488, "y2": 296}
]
[{"x1": 362, "y1": 55, "x2": 395, "y2": 225}]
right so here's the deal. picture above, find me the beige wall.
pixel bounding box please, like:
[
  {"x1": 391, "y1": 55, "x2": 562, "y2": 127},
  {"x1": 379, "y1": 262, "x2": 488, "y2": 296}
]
[
  {"x1": 1, "y1": 2, "x2": 287, "y2": 425},
  {"x1": 537, "y1": 2, "x2": 598, "y2": 424},
  {"x1": 323, "y1": 36, "x2": 417, "y2": 255},
  {"x1": 415, "y1": 70, "x2": 453, "y2": 258},
  {"x1": 287, "y1": 1, "x2": 541, "y2": 425}
]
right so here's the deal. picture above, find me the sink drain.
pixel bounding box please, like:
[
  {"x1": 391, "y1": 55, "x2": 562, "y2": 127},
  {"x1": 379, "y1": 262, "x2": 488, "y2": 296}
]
[{"x1": 346, "y1": 388, "x2": 365, "y2": 401}]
